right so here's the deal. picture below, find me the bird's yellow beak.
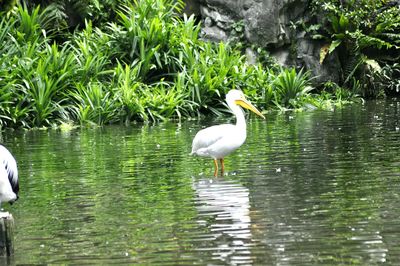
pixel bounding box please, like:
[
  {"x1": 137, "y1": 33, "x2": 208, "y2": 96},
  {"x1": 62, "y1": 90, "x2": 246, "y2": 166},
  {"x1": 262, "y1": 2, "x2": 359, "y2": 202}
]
[{"x1": 235, "y1": 99, "x2": 266, "y2": 119}]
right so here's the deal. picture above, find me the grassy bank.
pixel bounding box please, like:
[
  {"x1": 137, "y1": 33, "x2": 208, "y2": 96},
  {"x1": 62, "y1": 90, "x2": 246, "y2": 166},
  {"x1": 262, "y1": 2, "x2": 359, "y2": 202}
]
[{"x1": 0, "y1": 0, "x2": 357, "y2": 129}]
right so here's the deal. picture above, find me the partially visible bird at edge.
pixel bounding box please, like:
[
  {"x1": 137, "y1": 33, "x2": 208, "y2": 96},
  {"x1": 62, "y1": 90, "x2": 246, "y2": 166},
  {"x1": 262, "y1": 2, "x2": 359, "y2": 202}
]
[
  {"x1": 191, "y1": 89, "x2": 265, "y2": 176},
  {"x1": 0, "y1": 144, "x2": 19, "y2": 209}
]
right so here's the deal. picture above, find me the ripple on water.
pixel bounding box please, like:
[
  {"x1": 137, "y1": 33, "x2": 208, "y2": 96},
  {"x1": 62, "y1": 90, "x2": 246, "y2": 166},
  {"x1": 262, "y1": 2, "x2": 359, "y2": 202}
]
[
  {"x1": 192, "y1": 177, "x2": 254, "y2": 265},
  {"x1": 4, "y1": 101, "x2": 400, "y2": 264}
]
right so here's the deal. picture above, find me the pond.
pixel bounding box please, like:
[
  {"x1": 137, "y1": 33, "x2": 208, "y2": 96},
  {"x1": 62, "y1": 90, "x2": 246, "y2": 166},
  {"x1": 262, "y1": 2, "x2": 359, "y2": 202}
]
[{"x1": 2, "y1": 99, "x2": 400, "y2": 265}]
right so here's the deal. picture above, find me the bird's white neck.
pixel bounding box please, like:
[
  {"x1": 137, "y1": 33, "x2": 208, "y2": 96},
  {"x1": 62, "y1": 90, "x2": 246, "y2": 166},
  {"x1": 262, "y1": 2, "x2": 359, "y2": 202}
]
[{"x1": 229, "y1": 102, "x2": 247, "y2": 131}]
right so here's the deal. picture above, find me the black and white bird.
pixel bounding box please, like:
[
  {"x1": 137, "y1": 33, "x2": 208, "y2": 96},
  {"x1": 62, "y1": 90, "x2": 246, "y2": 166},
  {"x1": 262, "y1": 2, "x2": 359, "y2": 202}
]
[{"x1": 0, "y1": 144, "x2": 19, "y2": 208}]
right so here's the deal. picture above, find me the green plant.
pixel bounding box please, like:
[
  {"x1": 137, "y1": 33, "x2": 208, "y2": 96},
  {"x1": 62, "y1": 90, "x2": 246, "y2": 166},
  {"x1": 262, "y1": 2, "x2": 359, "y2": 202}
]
[
  {"x1": 112, "y1": 62, "x2": 148, "y2": 123},
  {"x1": 0, "y1": 82, "x2": 14, "y2": 127},
  {"x1": 107, "y1": 0, "x2": 184, "y2": 81},
  {"x1": 141, "y1": 82, "x2": 186, "y2": 122},
  {"x1": 379, "y1": 63, "x2": 400, "y2": 94},
  {"x1": 21, "y1": 0, "x2": 120, "y2": 35},
  {"x1": 72, "y1": 20, "x2": 113, "y2": 84},
  {"x1": 272, "y1": 68, "x2": 314, "y2": 109},
  {"x1": 13, "y1": 4, "x2": 43, "y2": 43},
  {"x1": 241, "y1": 64, "x2": 276, "y2": 109},
  {"x1": 1, "y1": 0, "x2": 370, "y2": 129},
  {"x1": 311, "y1": 0, "x2": 400, "y2": 97},
  {"x1": 16, "y1": 43, "x2": 75, "y2": 127},
  {"x1": 178, "y1": 41, "x2": 247, "y2": 116},
  {"x1": 70, "y1": 82, "x2": 117, "y2": 126},
  {"x1": 0, "y1": 0, "x2": 16, "y2": 12}
]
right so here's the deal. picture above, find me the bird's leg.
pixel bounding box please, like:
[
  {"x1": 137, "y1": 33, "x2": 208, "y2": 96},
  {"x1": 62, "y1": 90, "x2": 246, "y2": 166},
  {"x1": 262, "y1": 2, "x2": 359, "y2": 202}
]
[
  {"x1": 220, "y1": 158, "x2": 225, "y2": 176},
  {"x1": 213, "y1": 159, "x2": 218, "y2": 177}
]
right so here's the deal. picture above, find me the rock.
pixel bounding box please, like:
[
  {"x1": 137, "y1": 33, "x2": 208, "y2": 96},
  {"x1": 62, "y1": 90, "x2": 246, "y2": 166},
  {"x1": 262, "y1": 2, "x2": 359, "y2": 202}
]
[
  {"x1": 194, "y1": 0, "x2": 309, "y2": 46},
  {"x1": 183, "y1": 0, "x2": 342, "y2": 85},
  {"x1": 270, "y1": 47, "x2": 290, "y2": 66},
  {"x1": 183, "y1": 0, "x2": 201, "y2": 16},
  {"x1": 202, "y1": 25, "x2": 229, "y2": 42},
  {"x1": 245, "y1": 47, "x2": 258, "y2": 65},
  {"x1": 295, "y1": 38, "x2": 341, "y2": 85}
]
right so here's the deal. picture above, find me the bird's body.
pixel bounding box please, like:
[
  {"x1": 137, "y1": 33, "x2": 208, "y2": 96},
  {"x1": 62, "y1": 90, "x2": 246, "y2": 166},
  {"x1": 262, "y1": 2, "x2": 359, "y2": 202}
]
[
  {"x1": 0, "y1": 145, "x2": 19, "y2": 208},
  {"x1": 191, "y1": 89, "x2": 265, "y2": 176},
  {"x1": 191, "y1": 124, "x2": 245, "y2": 159}
]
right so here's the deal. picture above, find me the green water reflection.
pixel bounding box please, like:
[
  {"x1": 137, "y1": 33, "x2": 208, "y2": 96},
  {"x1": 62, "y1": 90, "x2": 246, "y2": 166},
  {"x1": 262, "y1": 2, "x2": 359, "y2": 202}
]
[{"x1": 1, "y1": 100, "x2": 400, "y2": 264}]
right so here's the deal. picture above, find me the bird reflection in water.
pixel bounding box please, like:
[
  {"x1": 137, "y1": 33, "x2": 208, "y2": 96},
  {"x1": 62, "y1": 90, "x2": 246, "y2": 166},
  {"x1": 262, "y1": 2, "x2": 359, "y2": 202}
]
[{"x1": 193, "y1": 177, "x2": 253, "y2": 264}]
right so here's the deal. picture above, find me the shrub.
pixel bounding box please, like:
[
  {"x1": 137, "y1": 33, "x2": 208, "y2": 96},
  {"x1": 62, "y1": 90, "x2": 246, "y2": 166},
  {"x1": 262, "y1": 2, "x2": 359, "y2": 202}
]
[
  {"x1": 272, "y1": 68, "x2": 314, "y2": 109},
  {"x1": 310, "y1": 0, "x2": 400, "y2": 97}
]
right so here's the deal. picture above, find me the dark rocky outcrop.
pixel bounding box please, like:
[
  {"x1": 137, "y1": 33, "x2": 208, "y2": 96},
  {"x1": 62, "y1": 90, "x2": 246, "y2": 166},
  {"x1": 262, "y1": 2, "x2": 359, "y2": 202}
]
[{"x1": 184, "y1": 0, "x2": 341, "y2": 85}]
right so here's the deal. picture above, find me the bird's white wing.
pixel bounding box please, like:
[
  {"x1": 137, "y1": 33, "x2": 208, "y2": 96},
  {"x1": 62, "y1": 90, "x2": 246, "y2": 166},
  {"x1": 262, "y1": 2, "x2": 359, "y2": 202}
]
[
  {"x1": 0, "y1": 145, "x2": 19, "y2": 194},
  {"x1": 191, "y1": 124, "x2": 237, "y2": 157}
]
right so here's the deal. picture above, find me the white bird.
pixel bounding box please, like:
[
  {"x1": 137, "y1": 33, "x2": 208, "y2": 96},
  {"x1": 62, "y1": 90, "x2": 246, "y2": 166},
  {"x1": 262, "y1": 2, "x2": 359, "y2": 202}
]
[
  {"x1": 0, "y1": 144, "x2": 19, "y2": 208},
  {"x1": 191, "y1": 89, "x2": 265, "y2": 176}
]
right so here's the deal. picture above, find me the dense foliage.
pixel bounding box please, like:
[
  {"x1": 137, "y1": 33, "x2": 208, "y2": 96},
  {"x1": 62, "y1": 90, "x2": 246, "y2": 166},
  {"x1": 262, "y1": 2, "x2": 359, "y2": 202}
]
[
  {"x1": 0, "y1": 0, "x2": 323, "y2": 129},
  {"x1": 309, "y1": 0, "x2": 400, "y2": 97},
  {"x1": 0, "y1": 0, "x2": 398, "y2": 129}
]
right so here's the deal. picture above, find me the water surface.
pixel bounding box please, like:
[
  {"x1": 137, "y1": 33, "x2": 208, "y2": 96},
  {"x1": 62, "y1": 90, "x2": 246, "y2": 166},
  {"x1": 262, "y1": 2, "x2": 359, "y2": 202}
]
[{"x1": 2, "y1": 100, "x2": 400, "y2": 265}]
